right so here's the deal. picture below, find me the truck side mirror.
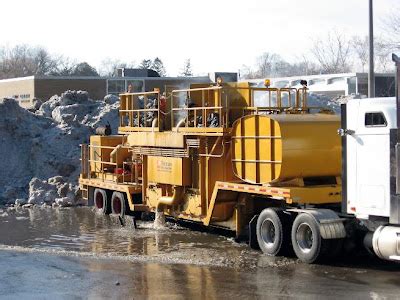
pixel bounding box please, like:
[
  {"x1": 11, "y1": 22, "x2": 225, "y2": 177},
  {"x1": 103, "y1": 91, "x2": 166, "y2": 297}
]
[{"x1": 338, "y1": 128, "x2": 355, "y2": 136}]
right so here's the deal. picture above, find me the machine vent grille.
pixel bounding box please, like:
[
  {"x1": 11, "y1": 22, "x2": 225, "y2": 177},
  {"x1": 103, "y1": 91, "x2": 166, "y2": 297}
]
[{"x1": 132, "y1": 147, "x2": 188, "y2": 157}]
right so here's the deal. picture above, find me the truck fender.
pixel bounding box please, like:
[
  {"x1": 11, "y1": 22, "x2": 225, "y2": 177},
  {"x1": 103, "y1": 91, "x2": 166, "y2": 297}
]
[{"x1": 287, "y1": 208, "x2": 346, "y2": 239}]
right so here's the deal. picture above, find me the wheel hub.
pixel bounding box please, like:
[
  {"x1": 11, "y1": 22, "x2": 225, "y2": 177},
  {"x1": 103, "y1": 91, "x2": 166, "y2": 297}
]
[
  {"x1": 113, "y1": 197, "x2": 122, "y2": 214},
  {"x1": 296, "y1": 223, "x2": 313, "y2": 253},
  {"x1": 260, "y1": 218, "x2": 276, "y2": 246},
  {"x1": 95, "y1": 194, "x2": 104, "y2": 209}
]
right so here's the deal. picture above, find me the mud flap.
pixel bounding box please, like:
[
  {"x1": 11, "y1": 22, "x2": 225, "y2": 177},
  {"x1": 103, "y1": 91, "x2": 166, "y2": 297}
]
[
  {"x1": 249, "y1": 214, "x2": 260, "y2": 250},
  {"x1": 87, "y1": 186, "x2": 94, "y2": 206}
]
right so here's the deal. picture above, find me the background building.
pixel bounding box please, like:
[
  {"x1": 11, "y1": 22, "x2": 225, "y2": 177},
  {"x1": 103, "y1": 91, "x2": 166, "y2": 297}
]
[
  {"x1": 4, "y1": 71, "x2": 391, "y2": 109},
  {"x1": 246, "y1": 73, "x2": 396, "y2": 98},
  {"x1": 0, "y1": 70, "x2": 217, "y2": 108}
]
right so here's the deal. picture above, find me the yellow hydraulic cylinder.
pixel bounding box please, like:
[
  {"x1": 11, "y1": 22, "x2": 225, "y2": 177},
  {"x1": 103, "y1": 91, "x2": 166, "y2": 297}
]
[{"x1": 231, "y1": 114, "x2": 341, "y2": 184}]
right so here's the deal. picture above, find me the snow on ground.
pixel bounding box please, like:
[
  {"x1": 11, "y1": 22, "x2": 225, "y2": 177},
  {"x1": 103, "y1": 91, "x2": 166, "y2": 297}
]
[{"x1": 0, "y1": 91, "x2": 119, "y2": 206}]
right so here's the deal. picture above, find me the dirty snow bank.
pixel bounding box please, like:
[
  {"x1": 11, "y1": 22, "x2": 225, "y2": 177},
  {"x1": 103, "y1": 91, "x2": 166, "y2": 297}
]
[
  {"x1": 307, "y1": 93, "x2": 366, "y2": 114},
  {"x1": 0, "y1": 91, "x2": 119, "y2": 206},
  {"x1": 307, "y1": 93, "x2": 341, "y2": 113}
]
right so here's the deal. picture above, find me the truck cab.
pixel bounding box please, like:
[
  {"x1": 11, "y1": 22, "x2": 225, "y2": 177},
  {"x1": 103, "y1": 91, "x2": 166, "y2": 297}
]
[
  {"x1": 343, "y1": 95, "x2": 400, "y2": 261},
  {"x1": 344, "y1": 97, "x2": 396, "y2": 220}
]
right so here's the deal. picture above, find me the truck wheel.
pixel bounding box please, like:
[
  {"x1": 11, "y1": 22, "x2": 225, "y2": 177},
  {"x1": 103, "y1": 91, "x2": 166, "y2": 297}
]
[
  {"x1": 111, "y1": 192, "x2": 126, "y2": 218},
  {"x1": 291, "y1": 213, "x2": 325, "y2": 264},
  {"x1": 94, "y1": 188, "x2": 109, "y2": 215},
  {"x1": 256, "y1": 208, "x2": 291, "y2": 256}
]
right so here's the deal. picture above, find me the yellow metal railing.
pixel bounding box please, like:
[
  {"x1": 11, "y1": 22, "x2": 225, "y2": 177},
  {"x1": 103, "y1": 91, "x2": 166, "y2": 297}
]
[
  {"x1": 117, "y1": 85, "x2": 328, "y2": 132},
  {"x1": 231, "y1": 86, "x2": 308, "y2": 108},
  {"x1": 119, "y1": 90, "x2": 161, "y2": 131},
  {"x1": 169, "y1": 86, "x2": 224, "y2": 131},
  {"x1": 171, "y1": 106, "x2": 225, "y2": 129},
  {"x1": 169, "y1": 86, "x2": 313, "y2": 130}
]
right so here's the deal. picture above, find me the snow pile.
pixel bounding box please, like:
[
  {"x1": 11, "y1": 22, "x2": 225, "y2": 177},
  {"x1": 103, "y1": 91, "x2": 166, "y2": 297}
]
[
  {"x1": 27, "y1": 176, "x2": 78, "y2": 206},
  {"x1": 308, "y1": 93, "x2": 366, "y2": 114},
  {"x1": 104, "y1": 94, "x2": 119, "y2": 104},
  {"x1": 334, "y1": 93, "x2": 366, "y2": 105},
  {"x1": 0, "y1": 91, "x2": 120, "y2": 206},
  {"x1": 307, "y1": 93, "x2": 341, "y2": 113}
]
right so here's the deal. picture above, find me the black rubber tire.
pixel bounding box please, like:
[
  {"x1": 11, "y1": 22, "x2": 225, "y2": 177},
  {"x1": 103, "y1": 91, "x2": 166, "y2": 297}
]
[
  {"x1": 291, "y1": 213, "x2": 326, "y2": 264},
  {"x1": 94, "y1": 188, "x2": 110, "y2": 215},
  {"x1": 256, "y1": 208, "x2": 291, "y2": 256},
  {"x1": 111, "y1": 192, "x2": 126, "y2": 218}
]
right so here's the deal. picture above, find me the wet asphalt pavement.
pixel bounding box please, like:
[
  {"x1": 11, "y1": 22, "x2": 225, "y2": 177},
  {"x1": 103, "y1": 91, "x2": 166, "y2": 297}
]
[{"x1": 0, "y1": 207, "x2": 399, "y2": 299}]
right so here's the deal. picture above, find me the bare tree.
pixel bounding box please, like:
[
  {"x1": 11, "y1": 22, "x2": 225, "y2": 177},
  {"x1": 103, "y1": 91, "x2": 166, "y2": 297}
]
[
  {"x1": 297, "y1": 55, "x2": 319, "y2": 76},
  {"x1": 310, "y1": 31, "x2": 352, "y2": 74},
  {"x1": 255, "y1": 52, "x2": 280, "y2": 77},
  {"x1": 0, "y1": 44, "x2": 61, "y2": 79},
  {"x1": 351, "y1": 35, "x2": 369, "y2": 72},
  {"x1": 375, "y1": 39, "x2": 393, "y2": 72},
  {"x1": 349, "y1": 35, "x2": 393, "y2": 73},
  {"x1": 243, "y1": 52, "x2": 287, "y2": 78},
  {"x1": 241, "y1": 53, "x2": 319, "y2": 79},
  {"x1": 0, "y1": 45, "x2": 31, "y2": 78},
  {"x1": 34, "y1": 48, "x2": 60, "y2": 75},
  {"x1": 240, "y1": 64, "x2": 257, "y2": 79},
  {"x1": 51, "y1": 56, "x2": 77, "y2": 76},
  {"x1": 382, "y1": 7, "x2": 400, "y2": 50},
  {"x1": 99, "y1": 58, "x2": 136, "y2": 77}
]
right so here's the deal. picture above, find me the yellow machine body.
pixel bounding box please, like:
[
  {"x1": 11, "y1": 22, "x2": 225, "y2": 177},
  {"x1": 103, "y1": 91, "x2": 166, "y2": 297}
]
[
  {"x1": 231, "y1": 114, "x2": 341, "y2": 184},
  {"x1": 147, "y1": 156, "x2": 191, "y2": 186},
  {"x1": 79, "y1": 83, "x2": 342, "y2": 238}
]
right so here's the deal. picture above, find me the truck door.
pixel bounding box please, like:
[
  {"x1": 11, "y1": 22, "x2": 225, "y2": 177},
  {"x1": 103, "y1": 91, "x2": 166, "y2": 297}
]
[
  {"x1": 345, "y1": 100, "x2": 359, "y2": 214},
  {"x1": 346, "y1": 100, "x2": 391, "y2": 218}
]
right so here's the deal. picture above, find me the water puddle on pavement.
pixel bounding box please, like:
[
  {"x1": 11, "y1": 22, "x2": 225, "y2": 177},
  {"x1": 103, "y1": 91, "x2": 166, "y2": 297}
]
[
  {"x1": 1, "y1": 206, "x2": 400, "y2": 299},
  {"x1": 0, "y1": 206, "x2": 289, "y2": 268}
]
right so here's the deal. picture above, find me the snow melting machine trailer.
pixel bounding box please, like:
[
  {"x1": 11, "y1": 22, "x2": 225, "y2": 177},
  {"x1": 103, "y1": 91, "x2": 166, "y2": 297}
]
[{"x1": 79, "y1": 58, "x2": 400, "y2": 263}]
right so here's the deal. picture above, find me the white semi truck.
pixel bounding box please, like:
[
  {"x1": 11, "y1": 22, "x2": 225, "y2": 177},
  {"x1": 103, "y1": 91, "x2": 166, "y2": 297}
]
[{"x1": 335, "y1": 54, "x2": 400, "y2": 262}]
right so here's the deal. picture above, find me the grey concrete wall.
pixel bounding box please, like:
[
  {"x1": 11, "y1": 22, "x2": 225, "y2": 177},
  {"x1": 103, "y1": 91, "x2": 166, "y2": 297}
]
[{"x1": 35, "y1": 78, "x2": 107, "y2": 101}]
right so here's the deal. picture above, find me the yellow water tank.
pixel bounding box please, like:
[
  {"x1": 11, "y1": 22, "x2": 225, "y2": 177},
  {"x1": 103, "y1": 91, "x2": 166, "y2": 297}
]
[{"x1": 231, "y1": 114, "x2": 341, "y2": 184}]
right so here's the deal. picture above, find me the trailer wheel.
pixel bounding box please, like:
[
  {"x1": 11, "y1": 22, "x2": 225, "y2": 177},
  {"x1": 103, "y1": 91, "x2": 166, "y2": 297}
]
[
  {"x1": 291, "y1": 213, "x2": 326, "y2": 264},
  {"x1": 94, "y1": 188, "x2": 109, "y2": 215},
  {"x1": 111, "y1": 192, "x2": 126, "y2": 218},
  {"x1": 256, "y1": 208, "x2": 291, "y2": 256}
]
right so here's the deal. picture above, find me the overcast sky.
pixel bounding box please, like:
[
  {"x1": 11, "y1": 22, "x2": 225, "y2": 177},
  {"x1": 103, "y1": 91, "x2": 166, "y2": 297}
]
[{"x1": 1, "y1": 0, "x2": 398, "y2": 75}]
